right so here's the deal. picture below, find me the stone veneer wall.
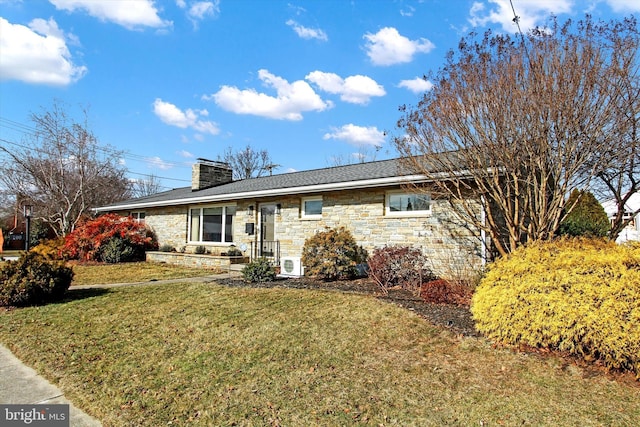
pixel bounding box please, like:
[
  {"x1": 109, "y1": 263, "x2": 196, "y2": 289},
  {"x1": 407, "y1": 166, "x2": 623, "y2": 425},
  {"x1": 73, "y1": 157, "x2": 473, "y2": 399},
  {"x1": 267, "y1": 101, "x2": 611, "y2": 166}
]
[
  {"x1": 146, "y1": 252, "x2": 247, "y2": 269},
  {"x1": 272, "y1": 188, "x2": 484, "y2": 277},
  {"x1": 117, "y1": 185, "x2": 484, "y2": 277},
  {"x1": 143, "y1": 206, "x2": 189, "y2": 250}
]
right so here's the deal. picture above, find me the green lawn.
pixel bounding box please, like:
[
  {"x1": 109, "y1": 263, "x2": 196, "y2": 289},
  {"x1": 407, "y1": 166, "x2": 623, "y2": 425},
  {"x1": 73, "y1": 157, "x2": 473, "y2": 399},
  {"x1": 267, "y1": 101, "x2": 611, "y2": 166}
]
[{"x1": 0, "y1": 282, "x2": 638, "y2": 426}]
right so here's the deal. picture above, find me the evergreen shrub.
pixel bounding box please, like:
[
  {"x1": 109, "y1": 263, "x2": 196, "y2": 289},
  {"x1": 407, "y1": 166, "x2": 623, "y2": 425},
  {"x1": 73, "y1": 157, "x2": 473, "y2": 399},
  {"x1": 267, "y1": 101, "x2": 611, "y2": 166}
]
[
  {"x1": 242, "y1": 258, "x2": 276, "y2": 283},
  {"x1": 31, "y1": 238, "x2": 66, "y2": 260},
  {"x1": 301, "y1": 227, "x2": 368, "y2": 280},
  {"x1": 0, "y1": 252, "x2": 73, "y2": 307},
  {"x1": 99, "y1": 237, "x2": 137, "y2": 263},
  {"x1": 471, "y1": 238, "x2": 640, "y2": 377},
  {"x1": 559, "y1": 189, "x2": 610, "y2": 237},
  {"x1": 226, "y1": 246, "x2": 243, "y2": 256}
]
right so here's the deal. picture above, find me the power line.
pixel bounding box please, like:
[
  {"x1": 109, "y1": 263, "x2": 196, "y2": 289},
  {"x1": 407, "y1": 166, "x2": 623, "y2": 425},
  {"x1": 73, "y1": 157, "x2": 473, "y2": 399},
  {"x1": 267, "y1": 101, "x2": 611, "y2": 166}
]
[
  {"x1": 509, "y1": 0, "x2": 532, "y2": 64},
  {"x1": 0, "y1": 137, "x2": 191, "y2": 187},
  {"x1": 0, "y1": 116, "x2": 195, "y2": 171}
]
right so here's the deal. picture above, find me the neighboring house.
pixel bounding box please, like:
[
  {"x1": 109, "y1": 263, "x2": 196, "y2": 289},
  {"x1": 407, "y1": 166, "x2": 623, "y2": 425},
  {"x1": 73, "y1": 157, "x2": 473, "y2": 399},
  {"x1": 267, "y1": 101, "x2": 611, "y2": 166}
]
[
  {"x1": 602, "y1": 192, "x2": 640, "y2": 243},
  {"x1": 95, "y1": 158, "x2": 487, "y2": 276}
]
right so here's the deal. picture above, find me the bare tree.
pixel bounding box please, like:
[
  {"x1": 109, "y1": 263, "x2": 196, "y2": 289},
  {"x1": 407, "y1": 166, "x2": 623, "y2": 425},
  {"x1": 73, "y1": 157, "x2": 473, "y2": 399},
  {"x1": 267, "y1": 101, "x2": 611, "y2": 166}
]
[
  {"x1": 327, "y1": 145, "x2": 381, "y2": 167},
  {"x1": 588, "y1": 18, "x2": 640, "y2": 240},
  {"x1": 0, "y1": 100, "x2": 130, "y2": 236},
  {"x1": 131, "y1": 173, "x2": 164, "y2": 198},
  {"x1": 220, "y1": 145, "x2": 275, "y2": 180},
  {"x1": 395, "y1": 16, "x2": 637, "y2": 257}
]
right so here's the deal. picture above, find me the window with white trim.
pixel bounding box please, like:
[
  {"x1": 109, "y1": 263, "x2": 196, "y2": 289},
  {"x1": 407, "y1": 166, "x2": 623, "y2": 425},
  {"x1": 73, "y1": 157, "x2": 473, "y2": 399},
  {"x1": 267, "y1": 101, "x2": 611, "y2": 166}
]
[
  {"x1": 386, "y1": 192, "x2": 431, "y2": 216},
  {"x1": 131, "y1": 211, "x2": 145, "y2": 224},
  {"x1": 302, "y1": 196, "x2": 322, "y2": 219},
  {"x1": 189, "y1": 205, "x2": 236, "y2": 243}
]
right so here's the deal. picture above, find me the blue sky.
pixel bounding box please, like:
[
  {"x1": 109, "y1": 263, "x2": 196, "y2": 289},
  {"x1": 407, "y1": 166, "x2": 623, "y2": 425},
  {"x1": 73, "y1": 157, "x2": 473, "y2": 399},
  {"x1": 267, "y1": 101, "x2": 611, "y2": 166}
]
[{"x1": 1, "y1": 0, "x2": 638, "y2": 191}]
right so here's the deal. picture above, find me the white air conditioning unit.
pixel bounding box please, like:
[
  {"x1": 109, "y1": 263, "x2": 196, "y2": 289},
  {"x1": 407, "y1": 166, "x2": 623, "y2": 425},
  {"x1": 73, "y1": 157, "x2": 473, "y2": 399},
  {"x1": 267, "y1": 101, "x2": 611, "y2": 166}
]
[{"x1": 279, "y1": 256, "x2": 304, "y2": 277}]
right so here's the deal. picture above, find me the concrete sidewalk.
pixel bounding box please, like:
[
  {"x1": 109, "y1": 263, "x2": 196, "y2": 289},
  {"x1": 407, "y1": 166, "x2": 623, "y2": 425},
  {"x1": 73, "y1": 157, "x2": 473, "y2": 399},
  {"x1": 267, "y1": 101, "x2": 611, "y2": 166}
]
[{"x1": 0, "y1": 344, "x2": 102, "y2": 426}]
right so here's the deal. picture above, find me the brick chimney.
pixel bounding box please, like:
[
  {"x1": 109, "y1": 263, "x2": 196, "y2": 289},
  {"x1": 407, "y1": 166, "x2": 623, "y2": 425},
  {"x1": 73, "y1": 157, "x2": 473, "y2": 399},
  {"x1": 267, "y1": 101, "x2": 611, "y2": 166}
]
[{"x1": 192, "y1": 158, "x2": 233, "y2": 191}]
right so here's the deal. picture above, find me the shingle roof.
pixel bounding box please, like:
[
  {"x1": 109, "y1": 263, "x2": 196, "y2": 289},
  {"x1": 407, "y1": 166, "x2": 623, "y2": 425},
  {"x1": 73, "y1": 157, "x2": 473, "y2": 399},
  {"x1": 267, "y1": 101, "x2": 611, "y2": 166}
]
[{"x1": 96, "y1": 157, "x2": 424, "y2": 211}]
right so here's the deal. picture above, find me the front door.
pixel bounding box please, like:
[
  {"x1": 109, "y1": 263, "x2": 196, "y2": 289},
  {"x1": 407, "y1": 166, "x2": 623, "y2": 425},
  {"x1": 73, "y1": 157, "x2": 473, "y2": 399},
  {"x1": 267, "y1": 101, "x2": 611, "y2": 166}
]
[{"x1": 259, "y1": 204, "x2": 276, "y2": 257}]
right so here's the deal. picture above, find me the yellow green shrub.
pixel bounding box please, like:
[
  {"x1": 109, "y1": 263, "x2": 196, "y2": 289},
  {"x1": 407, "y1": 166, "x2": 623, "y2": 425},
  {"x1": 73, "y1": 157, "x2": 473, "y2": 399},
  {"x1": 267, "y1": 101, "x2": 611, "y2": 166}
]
[
  {"x1": 471, "y1": 238, "x2": 640, "y2": 378},
  {"x1": 30, "y1": 238, "x2": 67, "y2": 260}
]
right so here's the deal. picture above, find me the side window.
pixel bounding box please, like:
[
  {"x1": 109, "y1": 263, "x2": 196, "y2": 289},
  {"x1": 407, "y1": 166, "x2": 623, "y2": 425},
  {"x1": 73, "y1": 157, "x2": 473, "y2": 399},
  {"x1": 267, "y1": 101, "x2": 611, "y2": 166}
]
[
  {"x1": 131, "y1": 211, "x2": 145, "y2": 224},
  {"x1": 386, "y1": 192, "x2": 431, "y2": 216},
  {"x1": 302, "y1": 196, "x2": 322, "y2": 219}
]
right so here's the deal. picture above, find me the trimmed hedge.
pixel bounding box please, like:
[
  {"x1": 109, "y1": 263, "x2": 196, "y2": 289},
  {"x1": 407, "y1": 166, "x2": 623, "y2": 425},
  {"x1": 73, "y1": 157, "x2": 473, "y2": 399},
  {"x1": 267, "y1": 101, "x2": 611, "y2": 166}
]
[
  {"x1": 301, "y1": 227, "x2": 368, "y2": 281},
  {"x1": 471, "y1": 238, "x2": 640, "y2": 377},
  {"x1": 0, "y1": 252, "x2": 73, "y2": 307}
]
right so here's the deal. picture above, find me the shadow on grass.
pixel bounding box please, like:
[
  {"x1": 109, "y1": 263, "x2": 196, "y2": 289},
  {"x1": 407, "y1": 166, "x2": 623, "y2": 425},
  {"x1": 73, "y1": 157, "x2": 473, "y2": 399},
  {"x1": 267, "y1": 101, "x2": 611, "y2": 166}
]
[{"x1": 59, "y1": 287, "x2": 112, "y2": 303}]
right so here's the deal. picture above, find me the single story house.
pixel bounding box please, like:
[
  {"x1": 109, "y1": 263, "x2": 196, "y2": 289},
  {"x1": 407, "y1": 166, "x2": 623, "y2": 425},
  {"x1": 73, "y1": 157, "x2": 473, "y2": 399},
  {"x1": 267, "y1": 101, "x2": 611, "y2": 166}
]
[
  {"x1": 602, "y1": 192, "x2": 640, "y2": 243},
  {"x1": 95, "y1": 158, "x2": 487, "y2": 276}
]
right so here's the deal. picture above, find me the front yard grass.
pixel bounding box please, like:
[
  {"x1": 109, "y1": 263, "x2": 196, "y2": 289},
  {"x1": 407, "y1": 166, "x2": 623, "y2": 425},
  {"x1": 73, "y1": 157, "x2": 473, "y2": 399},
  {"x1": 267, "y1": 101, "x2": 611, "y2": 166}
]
[
  {"x1": 70, "y1": 261, "x2": 222, "y2": 286},
  {"x1": 1, "y1": 282, "x2": 638, "y2": 426}
]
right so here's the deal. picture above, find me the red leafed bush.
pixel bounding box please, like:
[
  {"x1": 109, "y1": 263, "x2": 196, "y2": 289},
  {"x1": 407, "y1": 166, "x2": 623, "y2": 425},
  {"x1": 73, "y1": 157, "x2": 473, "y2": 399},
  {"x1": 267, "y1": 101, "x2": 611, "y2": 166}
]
[
  {"x1": 420, "y1": 279, "x2": 473, "y2": 306},
  {"x1": 62, "y1": 214, "x2": 157, "y2": 262},
  {"x1": 367, "y1": 245, "x2": 435, "y2": 295}
]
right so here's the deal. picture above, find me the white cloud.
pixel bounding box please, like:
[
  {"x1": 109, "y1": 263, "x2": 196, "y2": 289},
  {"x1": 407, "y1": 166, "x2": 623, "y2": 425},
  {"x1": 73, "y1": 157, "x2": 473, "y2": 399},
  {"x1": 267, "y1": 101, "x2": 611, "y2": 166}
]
[
  {"x1": 306, "y1": 71, "x2": 385, "y2": 105},
  {"x1": 177, "y1": 150, "x2": 194, "y2": 158},
  {"x1": 604, "y1": 0, "x2": 640, "y2": 12},
  {"x1": 286, "y1": 19, "x2": 328, "y2": 41},
  {"x1": 179, "y1": 1, "x2": 220, "y2": 28},
  {"x1": 398, "y1": 77, "x2": 434, "y2": 94},
  {"x1": 153, "y1": 98, "x2": 220, "y2": 135},
  {"x1": 0, "y1": 17, "x2": 87, "y2": 85},
  {"x1": 49, "y1": 0, "x2": 171, "y2": 30},
  {"x1": 468, "y1": 0, "x2": 573, "y2": 33},
  {"x1": 206, "y1": 69, "x2": 332, "y2": 121},
  {"x1": 323, "y1": 124, "x2": 385, "y2": 147},
  {"x1": 400, "y1": 6, "x2": 415, "y2": 17},
  {"x1": 188, "y1": 1, "x2": 219, "y2": 20},
  {"x1": 364, "y1": 27, "x2": 435, "y2": 66},
  {"x1": 146, "y1": 156, "x2": 173, "y2": 170}
]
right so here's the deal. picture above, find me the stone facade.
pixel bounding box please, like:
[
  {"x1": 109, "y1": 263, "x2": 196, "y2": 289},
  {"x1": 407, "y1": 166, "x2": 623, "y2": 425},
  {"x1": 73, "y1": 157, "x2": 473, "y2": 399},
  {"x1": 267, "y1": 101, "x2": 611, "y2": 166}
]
[{"x1": 126, "y1": 185, "x2": 484, "y2": 278}]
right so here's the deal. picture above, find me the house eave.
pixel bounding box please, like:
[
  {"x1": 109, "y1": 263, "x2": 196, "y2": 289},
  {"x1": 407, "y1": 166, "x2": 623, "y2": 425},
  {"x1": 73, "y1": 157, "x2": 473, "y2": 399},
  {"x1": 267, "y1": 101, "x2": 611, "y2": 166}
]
[{"x1": 95, "y1": 174, "x2": 434, "y2": 212}]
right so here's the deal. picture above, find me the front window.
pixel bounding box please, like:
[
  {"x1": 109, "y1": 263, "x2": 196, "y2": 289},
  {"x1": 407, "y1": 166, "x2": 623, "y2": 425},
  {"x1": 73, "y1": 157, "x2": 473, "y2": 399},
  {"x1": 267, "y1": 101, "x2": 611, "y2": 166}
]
[
  {"x1": 386, "y1": 192, "x2": 431, "y2": 216},
  {"x1": 189, "y1": 205, "x2": 236, "y2": 243}
]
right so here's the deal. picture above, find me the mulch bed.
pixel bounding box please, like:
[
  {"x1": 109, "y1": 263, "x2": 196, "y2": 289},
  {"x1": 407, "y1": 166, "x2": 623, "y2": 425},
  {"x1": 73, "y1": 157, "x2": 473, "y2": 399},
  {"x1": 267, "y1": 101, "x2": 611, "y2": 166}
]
[{"x1": 214, "y1": 276, "x2": 479, "y2": 337}]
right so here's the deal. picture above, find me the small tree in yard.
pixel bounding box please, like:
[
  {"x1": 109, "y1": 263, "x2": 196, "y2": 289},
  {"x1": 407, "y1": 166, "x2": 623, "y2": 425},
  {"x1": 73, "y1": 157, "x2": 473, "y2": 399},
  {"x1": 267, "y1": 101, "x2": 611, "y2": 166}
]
[
  {"x1": 62, "y1": 213, "x2": 157, "y2": 263},
  {"x1": 302, "y1": 227, "x2": 367, "y2": 281}
]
